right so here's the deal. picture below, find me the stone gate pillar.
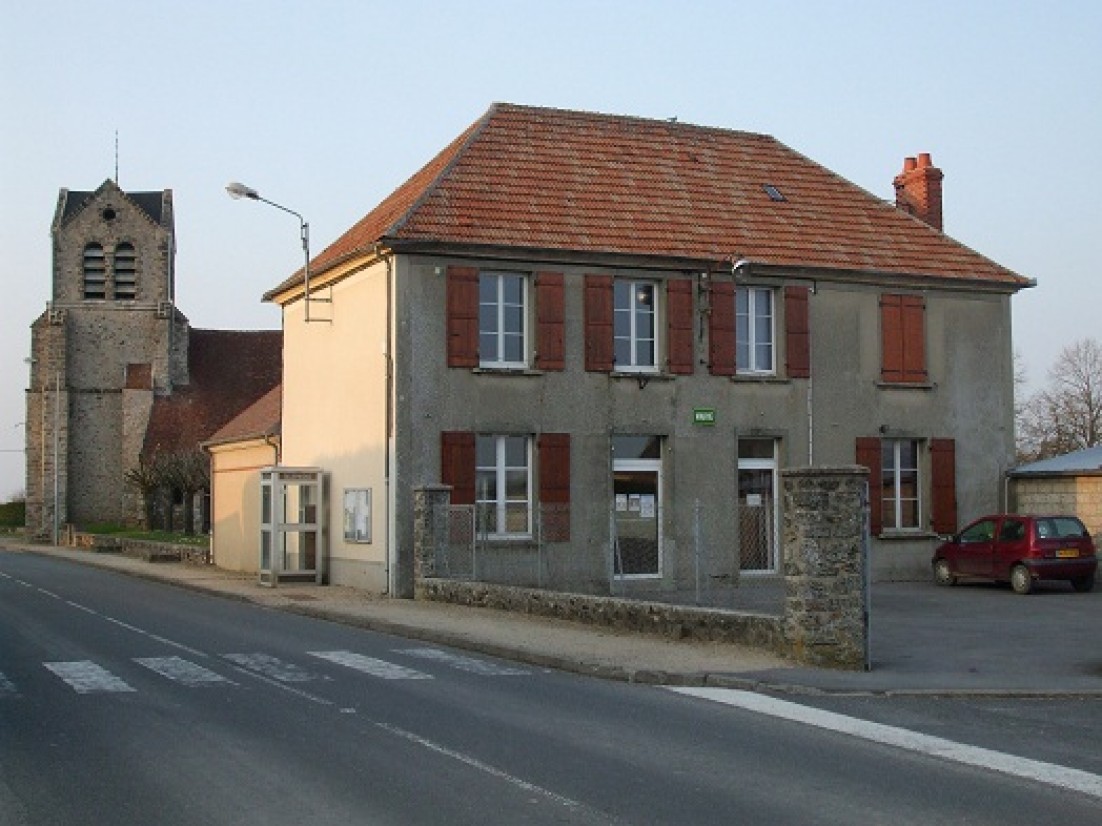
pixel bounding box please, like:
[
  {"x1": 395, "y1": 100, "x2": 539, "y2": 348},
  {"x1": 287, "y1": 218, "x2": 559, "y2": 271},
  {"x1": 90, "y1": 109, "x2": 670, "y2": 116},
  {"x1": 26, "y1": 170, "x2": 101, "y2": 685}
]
[
  {"x1": 781, "y1": 466, "x2": 869, "y2": 670},
  {"x1": 413, "y1": 484, "x2": 452, "y2": 581}
]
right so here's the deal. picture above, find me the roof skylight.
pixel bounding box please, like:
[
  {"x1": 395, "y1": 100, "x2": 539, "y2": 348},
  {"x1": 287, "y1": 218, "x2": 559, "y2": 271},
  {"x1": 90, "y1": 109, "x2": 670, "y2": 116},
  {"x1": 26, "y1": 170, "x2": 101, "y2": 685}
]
[{"x1": 762, "y1": 184, "x2": 786, "y2": 202}]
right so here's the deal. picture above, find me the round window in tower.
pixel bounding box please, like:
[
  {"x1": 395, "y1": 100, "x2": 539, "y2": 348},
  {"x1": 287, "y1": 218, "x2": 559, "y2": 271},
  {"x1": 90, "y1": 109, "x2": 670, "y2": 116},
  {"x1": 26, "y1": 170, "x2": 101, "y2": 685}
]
[{"x1": 102, "y1": 207, "x2": 116, "y2": 221}]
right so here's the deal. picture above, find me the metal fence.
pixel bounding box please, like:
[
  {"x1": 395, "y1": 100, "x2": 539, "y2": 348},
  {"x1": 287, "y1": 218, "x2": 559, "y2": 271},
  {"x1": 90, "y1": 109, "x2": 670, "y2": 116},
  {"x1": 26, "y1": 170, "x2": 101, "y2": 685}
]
[{"x1": 431, "y1": 499, "x2": 784, "y2": 615}]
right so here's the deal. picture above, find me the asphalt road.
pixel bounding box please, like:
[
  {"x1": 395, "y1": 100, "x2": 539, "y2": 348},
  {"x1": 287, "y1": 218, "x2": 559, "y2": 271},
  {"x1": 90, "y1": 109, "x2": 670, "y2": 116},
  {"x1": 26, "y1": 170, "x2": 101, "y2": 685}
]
[{"x1": 2, "y1": 553, "x2": 1100, "y2": 825}]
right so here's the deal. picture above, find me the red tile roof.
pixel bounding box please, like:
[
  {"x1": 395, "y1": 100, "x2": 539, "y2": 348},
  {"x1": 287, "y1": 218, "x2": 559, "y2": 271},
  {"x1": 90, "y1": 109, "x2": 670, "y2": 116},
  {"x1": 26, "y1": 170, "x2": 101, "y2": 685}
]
[
  {"x1": 266, "y1": 103, "x2": 1028, "y2": 300},
  {"x1": 203, "y1": 383, "x2": 281, "y2": 447},
  {"x1": 142, "y1": 329, "x2": 282, "y2": 458}
]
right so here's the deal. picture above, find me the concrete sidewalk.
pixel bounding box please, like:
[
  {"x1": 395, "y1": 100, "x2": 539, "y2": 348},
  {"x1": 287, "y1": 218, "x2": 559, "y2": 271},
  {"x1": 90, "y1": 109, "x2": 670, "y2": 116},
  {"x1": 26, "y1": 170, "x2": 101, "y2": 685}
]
[{"x1": 4, "y1": 539, "x2": 1100, "y2": 697}]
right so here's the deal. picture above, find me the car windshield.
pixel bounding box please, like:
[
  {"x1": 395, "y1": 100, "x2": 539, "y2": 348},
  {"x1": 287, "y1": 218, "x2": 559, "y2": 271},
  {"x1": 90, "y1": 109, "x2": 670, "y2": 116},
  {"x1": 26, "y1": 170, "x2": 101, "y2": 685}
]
[{"x1": 1034, "y1": 517, "x2": 1087, "y2": 540}]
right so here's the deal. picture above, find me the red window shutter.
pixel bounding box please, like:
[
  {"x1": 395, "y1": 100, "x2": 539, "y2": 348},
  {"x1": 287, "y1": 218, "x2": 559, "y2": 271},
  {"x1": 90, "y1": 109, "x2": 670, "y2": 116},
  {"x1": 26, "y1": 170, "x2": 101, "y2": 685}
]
[
  {"x1": 784, "y1": 286, "x2": 810, "y2": 379},
  {"x1": 538, "y1": 433, "x2": 570, "y2": 541},
  {"x1": 856, "y1": 437, "x2": 883, "y2": 536},
  {"x1": 880, "y1": 294, "x2": 904, "y2": 382},
  {"x1": 881, "y1": 294, "x2": 927, "y2": 383},
  {"x1": 666, "y1": 278, "x2": 694, "y2": 375},
  {"x1": 901, "y1": 296, "x2": 927, "y2": 383},
  {"x1": 709, "y1": 280, "x2": 736, "y2": 376},
  {"x1": 535, "y1": 272, "x2": 565, "y2": 371},
  {"x1": 440, "y1": 431, "x2": 475, "y2": 505},
  {"x1": 446, "y1": 266, "x2": 479, "y2": 368},
  {"x1": 930, "y1": 438, "x2": 957, "y2": 535},
  {"x1": 584, "y1": 274, "x2": 613, "y2": 372}
]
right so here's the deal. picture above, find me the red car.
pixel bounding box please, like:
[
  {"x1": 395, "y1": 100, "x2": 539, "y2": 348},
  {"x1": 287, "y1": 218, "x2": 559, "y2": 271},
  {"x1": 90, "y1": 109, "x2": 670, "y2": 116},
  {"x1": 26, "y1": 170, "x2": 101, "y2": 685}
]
[{"x1": 932, "y1": 514, "x2": 1097, "y2": 594}]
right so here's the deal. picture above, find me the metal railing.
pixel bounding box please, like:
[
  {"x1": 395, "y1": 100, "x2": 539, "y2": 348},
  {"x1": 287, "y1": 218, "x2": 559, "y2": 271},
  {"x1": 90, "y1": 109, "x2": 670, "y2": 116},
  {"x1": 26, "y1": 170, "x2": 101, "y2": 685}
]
[{"x1": 430, "y1": 499, "x2": 784, "y2": 615}]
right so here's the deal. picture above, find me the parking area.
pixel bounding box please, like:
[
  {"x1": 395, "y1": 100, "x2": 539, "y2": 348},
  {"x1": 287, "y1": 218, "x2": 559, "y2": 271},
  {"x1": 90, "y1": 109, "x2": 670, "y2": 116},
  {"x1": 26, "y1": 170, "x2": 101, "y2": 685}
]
[{"x1": 761, "y1": 578, "x2": 1102, "y2": 693}]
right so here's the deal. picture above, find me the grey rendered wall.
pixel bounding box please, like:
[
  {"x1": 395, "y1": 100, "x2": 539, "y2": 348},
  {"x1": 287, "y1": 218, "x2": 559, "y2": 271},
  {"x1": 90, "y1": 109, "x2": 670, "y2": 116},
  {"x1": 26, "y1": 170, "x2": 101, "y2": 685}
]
[{"x1": 392, "y1": 255, "x2": 1016, "y2": 589}]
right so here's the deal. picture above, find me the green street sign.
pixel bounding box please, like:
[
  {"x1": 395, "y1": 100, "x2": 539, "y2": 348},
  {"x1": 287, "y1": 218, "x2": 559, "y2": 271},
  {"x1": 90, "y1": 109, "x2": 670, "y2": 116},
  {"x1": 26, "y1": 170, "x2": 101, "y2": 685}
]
[{"x1": 692, "y1": 407, "x2": 716, "y2": 426}]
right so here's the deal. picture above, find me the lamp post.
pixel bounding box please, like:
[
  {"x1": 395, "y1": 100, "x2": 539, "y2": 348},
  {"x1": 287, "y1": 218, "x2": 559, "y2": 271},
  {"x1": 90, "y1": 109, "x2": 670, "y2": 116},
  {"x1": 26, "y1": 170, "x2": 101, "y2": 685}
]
[{"x1": 226, "y1": 182, "x2": 321, "y2": 322}]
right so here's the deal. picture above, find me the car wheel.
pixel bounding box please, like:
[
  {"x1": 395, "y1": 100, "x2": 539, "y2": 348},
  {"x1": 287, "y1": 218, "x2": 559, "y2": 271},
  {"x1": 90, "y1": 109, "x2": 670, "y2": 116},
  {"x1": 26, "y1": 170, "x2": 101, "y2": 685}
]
[
  {"x1": 1010, "y1": 564, "x2": 1033, "y2": 595},
  {"x1": 1071, "y1": 573, "x2": 1095, "y2": 593},
  {"x1": 933, "y1": 558, "x2": 956, "y2": 586}
]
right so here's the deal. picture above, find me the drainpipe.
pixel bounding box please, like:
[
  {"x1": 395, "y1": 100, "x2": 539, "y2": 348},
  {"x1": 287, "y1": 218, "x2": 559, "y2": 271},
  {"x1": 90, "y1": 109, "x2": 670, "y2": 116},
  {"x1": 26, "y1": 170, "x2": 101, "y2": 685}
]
[
  {"x1": 263, "y1": 431, "x2": 281, "y2": 464},
  {"x1": 806, "y1": 283, "x2": 816, "y2": 467},
  {"x1": 375, "y1": 245, "x2": 395, "y2": 595}
]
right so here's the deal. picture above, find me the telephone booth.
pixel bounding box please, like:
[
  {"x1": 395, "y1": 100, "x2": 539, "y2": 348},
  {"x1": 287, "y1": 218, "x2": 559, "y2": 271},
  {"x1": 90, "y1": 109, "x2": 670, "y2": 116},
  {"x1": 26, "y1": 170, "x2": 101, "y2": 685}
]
[{"x1": 259, "y1": 467, "x2": 326, "y2": 586}]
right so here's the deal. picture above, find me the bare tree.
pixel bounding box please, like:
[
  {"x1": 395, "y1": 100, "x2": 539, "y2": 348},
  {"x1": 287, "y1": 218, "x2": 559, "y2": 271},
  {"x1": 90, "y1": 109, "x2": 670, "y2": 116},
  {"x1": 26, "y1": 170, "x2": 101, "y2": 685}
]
[
  {"x1": 124, "y1": 454, "x2": 166, "y2": 530},
  {"x1": 158, "y1": 449, "x2": 210, "y2": 535},
  {"x1": 1017, "y1": 338, "x2": 1102, "y2": 461}
]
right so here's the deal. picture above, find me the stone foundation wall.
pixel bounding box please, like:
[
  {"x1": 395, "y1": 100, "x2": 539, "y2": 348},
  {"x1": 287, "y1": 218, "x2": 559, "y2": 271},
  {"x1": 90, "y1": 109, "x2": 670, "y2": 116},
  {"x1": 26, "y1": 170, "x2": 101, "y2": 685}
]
[{"x1": 416, "y1": 578, "x2": 786, "y2": 652}]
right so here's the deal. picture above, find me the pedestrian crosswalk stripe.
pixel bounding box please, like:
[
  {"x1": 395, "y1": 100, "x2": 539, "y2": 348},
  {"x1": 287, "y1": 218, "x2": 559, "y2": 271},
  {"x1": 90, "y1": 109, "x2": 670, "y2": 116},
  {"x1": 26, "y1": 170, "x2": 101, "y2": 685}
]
[
  {"x1": 223, "y1": 653, "x2": 326, "y2": 683},
  {"x1": 44, "y1": 661, "x2": 136, "y2": 694},
  {"x1": 395, "y1": 647, "x2": 529, "y2": 676},
  {"x1": 135, "y1": 656, "x2": 234, "y2": 687},
  {"x1": 309, "y1": 650, "x2": 432, "y2": 680},
  {"x1": 0, "y1": 672, "x2": 17, "y2": 697}
]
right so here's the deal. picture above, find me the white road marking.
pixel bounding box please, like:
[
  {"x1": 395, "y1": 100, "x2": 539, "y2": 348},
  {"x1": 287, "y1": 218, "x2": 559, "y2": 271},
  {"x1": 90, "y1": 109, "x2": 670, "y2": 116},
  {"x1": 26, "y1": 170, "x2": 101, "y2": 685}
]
[
  {"x1": 374, "y1": 722, "x2": 588, "y2": 815},
  {"x1": 395, "y1": 647, "x2": 529, "y2": 676},
  {"x1": 135, "y1": 656, "x2": 234, "y2": 687},
  {"x1": 101, "y1": 616, "x2": 207, "y2": 658},
  {"x1": 309, "y1": 650, "x2": 432, "y2": 680},
  {"x1": 223, "y1": 653, "x2": 326, "y2": 683},
  {"x1": 44, "y1": 661, "x2": 136, "y2": 694},
  {"x1": 0, "y1": 672, "x2": 18, "y2": 698},
  {"x1": 670, "y1": 687, "x2": 1102, "y2": 801}
]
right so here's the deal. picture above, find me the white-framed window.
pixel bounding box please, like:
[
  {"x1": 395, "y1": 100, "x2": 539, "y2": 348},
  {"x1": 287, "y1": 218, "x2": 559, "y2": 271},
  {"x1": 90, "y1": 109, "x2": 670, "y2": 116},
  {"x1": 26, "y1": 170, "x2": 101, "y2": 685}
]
[
  {"x1": 614, "y1": 279, "x2": 657, "y2": 371},
  {"x1": 736, "y1": 287, "x2": 774, "y2": 374},
  {"x1": 479, "y1": 272, "x2": 527, "y2": 368},
  {"x1": 342, "y1": 488, "x2": 371, "y2": 543},
  {"x1": 476, "y1": 435, "x2": 531, "y2": 537},
  {"x1": 881, "y1": 439, "x2": 920, "y2": 531}
]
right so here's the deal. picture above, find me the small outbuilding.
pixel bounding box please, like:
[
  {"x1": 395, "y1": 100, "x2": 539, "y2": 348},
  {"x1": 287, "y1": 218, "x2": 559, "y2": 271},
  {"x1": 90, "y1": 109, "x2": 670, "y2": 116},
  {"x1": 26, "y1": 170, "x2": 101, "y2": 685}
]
[
  {"x1": 1008, "y1": 446, "x2": 1102, "y2": 541},
  {"x1": 203, "y1": 384, "x2": 281, "y2": 572}
]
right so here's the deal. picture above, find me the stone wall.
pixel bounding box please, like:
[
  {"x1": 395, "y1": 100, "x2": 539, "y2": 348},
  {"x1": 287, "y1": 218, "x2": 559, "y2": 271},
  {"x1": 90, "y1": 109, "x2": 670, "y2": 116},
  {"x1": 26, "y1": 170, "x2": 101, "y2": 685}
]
[
  {"x1": 25, "y1": 183, "x2": 185, "y2": 535},
  {"x1": 417, "y1": 578, "x2": 786, "y2": 652},
  {"x1": 781, "y1": 467, "x2": 869, "y2": 670}
]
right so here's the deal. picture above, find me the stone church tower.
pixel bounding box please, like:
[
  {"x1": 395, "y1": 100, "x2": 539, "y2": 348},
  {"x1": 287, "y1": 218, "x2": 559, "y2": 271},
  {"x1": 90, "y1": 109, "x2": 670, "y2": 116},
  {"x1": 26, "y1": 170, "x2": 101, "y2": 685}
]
[{"x1": 25, "y1": 180, "x2": 190, "y2": 539}]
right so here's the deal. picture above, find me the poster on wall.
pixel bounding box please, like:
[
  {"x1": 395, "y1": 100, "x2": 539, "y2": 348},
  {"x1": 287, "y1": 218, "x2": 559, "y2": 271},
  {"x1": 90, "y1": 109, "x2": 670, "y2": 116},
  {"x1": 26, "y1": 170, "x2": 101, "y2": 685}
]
[{"x1": 343, "y1": 488, "x2": 371, "y2": 543}]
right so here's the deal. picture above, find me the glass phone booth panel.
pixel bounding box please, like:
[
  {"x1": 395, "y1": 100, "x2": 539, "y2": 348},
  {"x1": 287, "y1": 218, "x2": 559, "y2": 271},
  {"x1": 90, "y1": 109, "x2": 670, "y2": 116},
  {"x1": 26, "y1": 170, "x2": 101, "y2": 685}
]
[{"x1": 259, "y1": 467, "x2": 326, "y2": 586}]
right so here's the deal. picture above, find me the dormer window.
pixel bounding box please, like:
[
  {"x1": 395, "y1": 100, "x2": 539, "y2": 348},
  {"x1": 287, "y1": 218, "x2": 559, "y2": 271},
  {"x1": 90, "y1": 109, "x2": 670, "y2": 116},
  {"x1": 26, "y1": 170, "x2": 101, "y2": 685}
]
[
  {"x1": 83, "y1": 243, "x2": 106, "y2": 299},
  {"x1": 114, "y1": 242, "x2": 137, "y2": 300}
]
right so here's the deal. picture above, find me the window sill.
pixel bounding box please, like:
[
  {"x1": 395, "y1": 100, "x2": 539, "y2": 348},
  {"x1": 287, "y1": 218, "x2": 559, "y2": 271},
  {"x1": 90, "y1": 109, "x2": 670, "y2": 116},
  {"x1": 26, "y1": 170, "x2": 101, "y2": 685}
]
[
  {"x1": 876, "y1": 380, "x2": 935, "y2": 391},
  {"x1": 478, "y1": 535, "x2": 535, "y2": 546},
  {"x1": 472, "y1": 367, "x2": 544, "y2": 377},
  {"x1": 610, "y1": 370, "x2": 674, "y2": 382},
  {"x1": 876, "y1": 530, "x2": 939, "y2": 541},
  {"x1": 731, "y1": 374, "x2": 788, "y2": 385}
]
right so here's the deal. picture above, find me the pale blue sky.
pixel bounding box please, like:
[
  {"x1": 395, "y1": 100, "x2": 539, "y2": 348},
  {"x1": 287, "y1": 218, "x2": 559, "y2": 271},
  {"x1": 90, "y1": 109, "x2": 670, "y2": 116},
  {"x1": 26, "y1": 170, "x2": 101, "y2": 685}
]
[{"x1": 1, "y1": 0, "x2": 1099, "y2": 499}]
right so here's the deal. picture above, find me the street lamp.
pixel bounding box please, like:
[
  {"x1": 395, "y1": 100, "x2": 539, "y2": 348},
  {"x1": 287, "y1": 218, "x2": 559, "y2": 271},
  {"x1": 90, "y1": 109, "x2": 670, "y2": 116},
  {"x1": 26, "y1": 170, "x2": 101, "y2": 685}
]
[{"x1": 226, "y1": 182, "x2": 325, "y2": 322}]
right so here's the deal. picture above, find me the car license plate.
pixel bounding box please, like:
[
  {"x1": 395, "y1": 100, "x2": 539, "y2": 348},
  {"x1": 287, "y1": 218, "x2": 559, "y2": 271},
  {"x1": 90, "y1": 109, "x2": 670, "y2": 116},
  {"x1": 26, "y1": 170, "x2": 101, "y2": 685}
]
[{"x1": 1056, "y1": 548, "x2": 1079, "y2": 558}]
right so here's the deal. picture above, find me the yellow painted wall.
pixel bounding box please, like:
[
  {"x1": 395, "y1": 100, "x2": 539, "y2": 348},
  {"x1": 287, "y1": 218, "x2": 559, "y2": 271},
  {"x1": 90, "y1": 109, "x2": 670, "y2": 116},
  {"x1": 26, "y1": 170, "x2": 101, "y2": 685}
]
[
  {"x1": 209, "y1": 438, "x2": 278, "y2": 572},
  {"x1": 281, "y1": 260, "x2": 390, "y2": 591}
]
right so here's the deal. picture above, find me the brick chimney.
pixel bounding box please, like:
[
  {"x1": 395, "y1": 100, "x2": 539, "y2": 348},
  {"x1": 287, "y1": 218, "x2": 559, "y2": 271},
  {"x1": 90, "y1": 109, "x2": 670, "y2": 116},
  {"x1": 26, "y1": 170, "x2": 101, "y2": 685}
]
[{"x1": 893, "y1": 153, "x2": 944, "y2": 231}]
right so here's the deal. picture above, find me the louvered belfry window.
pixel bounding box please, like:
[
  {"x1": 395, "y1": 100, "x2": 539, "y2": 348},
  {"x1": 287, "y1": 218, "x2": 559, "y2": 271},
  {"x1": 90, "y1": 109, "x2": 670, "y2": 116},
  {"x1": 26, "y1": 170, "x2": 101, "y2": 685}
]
[
  {"x1": 114, "y1": 242, "x2": 137, "y2": 300},
  {"x1": 83, "y1": 243, "x2": 107, "y2": 299}
]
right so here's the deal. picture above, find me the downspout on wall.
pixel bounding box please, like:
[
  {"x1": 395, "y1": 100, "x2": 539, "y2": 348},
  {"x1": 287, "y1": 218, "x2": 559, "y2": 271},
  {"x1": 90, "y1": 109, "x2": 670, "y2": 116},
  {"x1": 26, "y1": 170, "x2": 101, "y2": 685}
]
[{"x1": 376, "y1": 246, "x2": 395, "y2": 596}]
